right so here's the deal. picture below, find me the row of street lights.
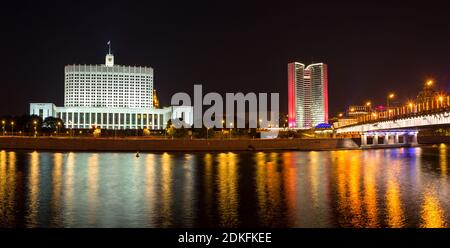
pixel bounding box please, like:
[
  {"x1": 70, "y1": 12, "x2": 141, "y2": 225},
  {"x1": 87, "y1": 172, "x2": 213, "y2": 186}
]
[
  {"x1": 338, "y1": 80, "x2": 437, "y2": 119},
  {"x1": 1, "y1": 120, "x2": 15, "y2": 135}
]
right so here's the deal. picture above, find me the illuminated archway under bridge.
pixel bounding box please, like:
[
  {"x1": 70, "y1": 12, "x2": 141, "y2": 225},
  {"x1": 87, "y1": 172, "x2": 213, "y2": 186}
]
[
  {"x1": 359, "y1": 130, "x2": 418, "y2": 148},
  {"x1": 334, "y1": 111, "x2": 450, "y2": 148}
]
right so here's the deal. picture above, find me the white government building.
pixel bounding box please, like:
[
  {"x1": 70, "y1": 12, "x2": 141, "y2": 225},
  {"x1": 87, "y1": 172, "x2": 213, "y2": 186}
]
[{"x1": 30, "y1": 51, "x2": 193, "y2": 130}]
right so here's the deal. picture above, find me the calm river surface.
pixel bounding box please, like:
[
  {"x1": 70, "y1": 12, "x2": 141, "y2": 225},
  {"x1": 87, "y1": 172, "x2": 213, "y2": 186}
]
[{"x1": 0, "y1": 146, "x2": 449, "y2": 228}]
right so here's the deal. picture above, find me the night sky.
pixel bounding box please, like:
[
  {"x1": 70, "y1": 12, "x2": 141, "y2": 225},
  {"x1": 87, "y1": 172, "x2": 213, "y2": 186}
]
[{"x1": 1, "y1": 0, "x2": 450, "y2": 117}]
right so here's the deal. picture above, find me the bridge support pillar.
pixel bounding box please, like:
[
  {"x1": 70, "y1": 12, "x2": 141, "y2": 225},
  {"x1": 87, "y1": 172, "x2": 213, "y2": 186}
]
[
  {"x1": 373, "y1": 134, "x2": 378, "y2": 145},
  {"x1": 361, "y1": 134, "x2": 367, "y2": 146},
  {"x1": 412, "y1": 132, "x2": 418, "y2": 145},
  {"x1": 384, "y1": 134, "x2": 389, "y2": 145},
  {"x1": 394, "y1": 134, "x2": 399, "y2": 144},
  {"x1": 402, "y1": 134, "x2": 408, "y2": 144}
]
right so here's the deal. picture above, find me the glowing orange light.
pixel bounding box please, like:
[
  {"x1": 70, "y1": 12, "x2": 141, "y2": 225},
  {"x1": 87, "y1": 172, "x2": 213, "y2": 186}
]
[
  {"x1": 389, "y1": 93, "x2": 395, "y2": 99},
  {"x1": 426, "y1": 80, "x2": 433, "y2": 86}
]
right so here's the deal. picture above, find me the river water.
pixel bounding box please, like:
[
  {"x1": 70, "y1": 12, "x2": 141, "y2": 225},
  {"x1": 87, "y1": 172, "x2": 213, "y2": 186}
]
[{"x1": 0, "y1": 146, "x2": 449, "y2": 227}]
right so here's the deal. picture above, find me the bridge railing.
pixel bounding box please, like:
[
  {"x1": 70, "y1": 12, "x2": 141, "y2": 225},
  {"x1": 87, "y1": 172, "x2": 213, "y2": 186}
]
[{"x1": 342, "y1": 95, "x2": 450, "y2": 128}]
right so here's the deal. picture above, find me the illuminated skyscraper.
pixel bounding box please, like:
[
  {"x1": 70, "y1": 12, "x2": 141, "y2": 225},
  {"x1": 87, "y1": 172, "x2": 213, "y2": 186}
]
[{"x1": 288, "y1": 62, "x2": 328, "y2": 129}]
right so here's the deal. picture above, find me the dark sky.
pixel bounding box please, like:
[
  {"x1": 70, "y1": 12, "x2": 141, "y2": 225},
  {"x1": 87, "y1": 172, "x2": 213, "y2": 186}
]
[{"x1": 1, "y1": 0, "x2": 450, "y2": 116}]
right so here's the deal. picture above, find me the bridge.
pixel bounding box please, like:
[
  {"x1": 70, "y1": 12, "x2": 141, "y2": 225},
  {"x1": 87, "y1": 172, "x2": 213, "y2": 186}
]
[{"x1": 335, "y1": 95, "x2": 450, "y2": 148}]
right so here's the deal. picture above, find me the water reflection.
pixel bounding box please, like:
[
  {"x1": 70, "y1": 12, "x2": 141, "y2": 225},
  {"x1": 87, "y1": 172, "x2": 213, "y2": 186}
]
[
  {"x1": 0, "y1": 147, "x2": 449, "y2": 227},
  {"x1": 0, "y1": 151, "x2": 16, "y2": 226},
  {"x1": 255, "y1": 152, "x2": 283, "y2": 227},
  {"x1": 385, "y1": 161, "x2": 405, "y2": 228},
  {"x1": 160, "y1": 153, "x2": 173, "y2": 227},
  {"x1": 87, "y1": 154, "x2": 99, "y2": 225},
  {"x1": 63, "y1": 152, "x2": 75, "y2": 226},
  {"x1": 363, "y1": 154, "x2": 379, "y2": 227},
  {"x1": 145, "y1": 154, "x2": 156, "y2": 225},
  {"x1": 51, "y1": 153, "x2": 63, "y2": 225},
  {"x1": 216, "y1": 152, "x2": 239, "y2": 227},
  {"x1": 420, "y1": 188, "x2": 447, "y2": 228},
  {"x1": 26, "y1": 151, "x2": 40, "y2": 227}
]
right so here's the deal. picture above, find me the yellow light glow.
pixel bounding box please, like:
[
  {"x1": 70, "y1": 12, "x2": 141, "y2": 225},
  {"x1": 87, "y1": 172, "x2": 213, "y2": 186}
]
[
  {"x1": 389, "y1": 93, "x2": 395, "y2": 99},
  {"x1": 408, "y1": 102, "x2": 413, "y2": 108},
  {"x1": 366, "y1": 102, "x2": 371, "y2": 106},
  {"x1": 420, "y1": 190, "x2": 447, "y2": 228},
  {"x1": 372, "y1": 113, "x2": 377, "y2": 117},
  {"x1": 426, "y1": 80, "x2": 433, "y2": 86},
  {"x1": 338, "y1": 113, "x2": 343, "y2": 117},
  {"x1": 350, "y1": 108, "x2": 355, "y2": 112},
  {"x1": 438, "y1": 96, "x2": 443, "y2": 101}
]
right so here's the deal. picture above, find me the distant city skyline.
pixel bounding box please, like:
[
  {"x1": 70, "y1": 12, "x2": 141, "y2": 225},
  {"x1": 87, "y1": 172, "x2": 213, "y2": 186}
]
[{"x1": 1, "y1": 1, "x2": 450, "y2": 117}]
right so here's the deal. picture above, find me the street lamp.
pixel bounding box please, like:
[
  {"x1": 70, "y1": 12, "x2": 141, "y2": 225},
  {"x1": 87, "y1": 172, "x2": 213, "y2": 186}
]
[
  {"x1": 68, "y1": 120, "x2": 72, "y2": 137},
  {"x1": 11, "y1": 121, "x2": 14, "y2": 136},
  {"x1": 338, "y1": 113, "x2": 343, "y2": 118},
  {"x1": 33, "y1": 120, "x2": 37, "y2": 137},
  {"x1": 1, "y1": 120, "x2": 5, "y2": 135},
  {"x1": 387, "y1": 93, "x2": 395, "y2": 108},
  {"x1": 426, "y1": 80, "x2": 433, "y2": 87},
  {"x1": 365, "y1": 101, "x2": 372, "y2": 112},
  {"x1": 57, "y1": 122, "x2": 61, "y2": 135},
  {"x1": 408, "y1": 102, "x2": 414, "y2": 113},
  {"x1": 206, "y1": 127, "x2": 210, "y2": 140},
  {"x1": 438, "y1": 96, "x2": 444, "y2": 109}
]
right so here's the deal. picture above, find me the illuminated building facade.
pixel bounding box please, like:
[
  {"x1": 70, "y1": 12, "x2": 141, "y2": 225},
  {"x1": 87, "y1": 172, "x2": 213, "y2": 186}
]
[
  {"x1": 347, "y1": 105, "x2": 370, "y2": 117},
  {"x1": 30, "y1": 52, "x2": 193, "y2": 130},
  {"x1": 288, "y1": 62, "x2": 328, "y2": 129}
]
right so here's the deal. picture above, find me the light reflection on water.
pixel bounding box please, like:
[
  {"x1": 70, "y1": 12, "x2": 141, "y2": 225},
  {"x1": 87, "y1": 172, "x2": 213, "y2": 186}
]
[{"x1": 0, "y1": 146, "x2": 449, "y2": 228}]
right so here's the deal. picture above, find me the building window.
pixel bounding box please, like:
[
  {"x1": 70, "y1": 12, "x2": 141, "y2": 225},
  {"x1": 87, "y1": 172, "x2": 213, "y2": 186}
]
[{"x1": 108, "y1": 113, "x2": 113, "y2": 125}]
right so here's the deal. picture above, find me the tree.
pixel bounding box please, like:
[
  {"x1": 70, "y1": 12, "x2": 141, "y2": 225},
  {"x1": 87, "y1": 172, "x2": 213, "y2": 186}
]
[
  {"x1": 43, "y1": 117, "x2": 65, "y2": 132},
  {"x1": 166, "y1": 119, "x2": 175, "y2": 138}
]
